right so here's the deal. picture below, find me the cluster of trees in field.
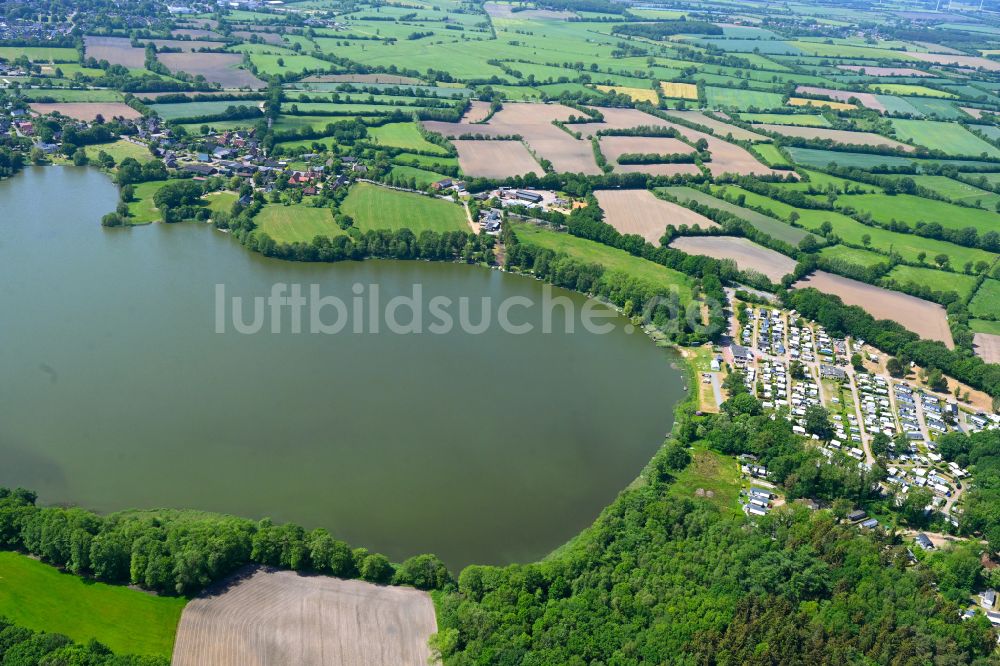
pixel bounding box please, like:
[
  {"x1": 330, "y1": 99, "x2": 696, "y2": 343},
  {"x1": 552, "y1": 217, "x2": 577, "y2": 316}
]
[
  {"x1": 785, "y1": 287, "x2": 1000, "y2": 404},
  {"x1": 432, "y1": 401, "x2": 997, "y2": 664},
  {"x1": 0, "y1": 488, "x2": 451, "y2": 596},
  {"x1": 0, "y1": 616, "x2": 166, "y2": 666}
]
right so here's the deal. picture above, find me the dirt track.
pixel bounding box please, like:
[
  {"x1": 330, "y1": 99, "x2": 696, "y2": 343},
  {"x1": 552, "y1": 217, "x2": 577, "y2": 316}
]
[
  {"x1": 171, "y1": 569, "x2": 438, "y2": 666},
  {"x1": 794, "y1": 271, "x2": 954, "y2": 348}
]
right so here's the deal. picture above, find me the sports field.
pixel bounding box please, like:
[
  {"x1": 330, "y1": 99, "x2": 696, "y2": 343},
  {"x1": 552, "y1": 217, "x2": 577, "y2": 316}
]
[
  {"x1": 0, "y1": 551, "x2": 185, "y2": 659},
  {"x1": 341, "y1": 182, "x2": 468, "y2": 234}
]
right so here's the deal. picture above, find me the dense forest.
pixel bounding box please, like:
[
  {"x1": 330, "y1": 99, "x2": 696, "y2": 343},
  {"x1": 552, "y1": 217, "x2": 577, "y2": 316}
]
[{"x1": 432, "y1": 402, "x2": 998, "y2": 665}]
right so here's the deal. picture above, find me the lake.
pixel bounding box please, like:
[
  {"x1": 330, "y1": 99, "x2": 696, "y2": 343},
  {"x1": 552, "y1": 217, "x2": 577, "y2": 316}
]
[{"x1": 0, "y1": 166, "x2": 685, "y2": 568}]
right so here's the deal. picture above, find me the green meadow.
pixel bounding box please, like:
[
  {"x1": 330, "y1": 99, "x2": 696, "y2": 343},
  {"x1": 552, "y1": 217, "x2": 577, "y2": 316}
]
[
  {"x1": 0, "y1": 551, "x2": 185, "y2": 659},
  {"x1": 341, "y1": 182, "x2": 468, "y2": 234}
]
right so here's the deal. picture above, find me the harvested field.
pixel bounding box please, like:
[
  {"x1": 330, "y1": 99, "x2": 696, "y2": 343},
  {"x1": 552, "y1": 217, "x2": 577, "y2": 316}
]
[
  {"x1": 461, "y1": 100, "x2": 492, "y2": 123},
  {"x1": 426, "y1": 103, "x2": 599, "y2": 174},
  {"x1": 302, "y1": 73, "x2": 422, "y2": 85},
  {"x1": 146, "y1": 39, "x2": 226, "y2": 52},
  {"x1": 83, "y1": 36, "x2": 146, "y2": 69},
  {"x1": 796, "y1": 86, "x2": 881, "y2": 111},
  {"x1": 973, "y1": 333, "x2": 1000, "y2": 364},
  {"x1": 157, "y1": 52, "x2": 265, "y2": 89},
  {"x1": 427, "y1": 104, "x2": 779, "y2": 177},
  {"x1": 599, "y1": 137, "x2": 698, "y2": 176},
  {"x1": 596, "y1": 189, "x2": 717, "y2": 244},
  {"x1": 909, "y1": 51, "x2": 1000, "y2": 72},
  {"x1": 837, "y1": 65, "x2": 932, "y2": 77},
  {"x1": 588, "y1": 107, "x2": 783, "y2": 178},
  {"x1": 753, "y1": 124, "x2": 914, "y2": 151},
  {"x1": 29, "y1": 102, "x2": 141, "y2": 121},
  {"x1": 231, "y1": 31, "x2": 285, "y2": 45},
  {"x1": 452, "y1": 140, "x2": 543, "y2": 178},
  {"x1": 599, "y1": 135, "x2": 696, "y2": 176},
  {"x1": 171, "y1": 569, "x2": 437, "y2": 666},
  {"x1": 171, "y1": 28, "x2": 223, "y2": 39},
  {"x1": 660, "y1": 82, "x2": 699, "y2": 100},
  {"x1": 793, "y1": 270, "x2": 954, "y2": 348},
  {"x1": 788, "y1": 97, "x2": 858, "y2": 111},
  {"x1": 664, "y1": 110, "x2": 769, "y2": 142},
  {"x1": 669, "y1": 236, "x2": 796, "y2": 282}
]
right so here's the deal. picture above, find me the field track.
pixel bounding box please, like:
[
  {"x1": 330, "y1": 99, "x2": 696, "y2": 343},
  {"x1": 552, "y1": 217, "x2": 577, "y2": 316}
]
[{"x1": 171, "y1": 568, "x2": 438, "y2": 666}]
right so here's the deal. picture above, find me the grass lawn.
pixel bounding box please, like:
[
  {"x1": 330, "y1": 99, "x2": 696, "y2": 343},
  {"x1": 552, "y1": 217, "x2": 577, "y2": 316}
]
[
  {"x1": 971, "y1": 319, "x2": 1000, "y2": 335},
  {"x1": 512, "y1": 223, "x2": 693, "y2": 299},
  {"x1": 205, "y1": 190, "x2": 238, "y2": 216},
  {"x1": 92, "y1": 139, "x2": 155, "y2": 164},
  {"x1": 388, "y1": 165, "x2": 449, "y2": 188},
  {"x1": 255, "y1": 202, "x2": 344, "y2": 244},
  {"x1": 890, "y1": 119, "x2": 1000, "y2": 158},
  {"x1": 833, "y1": 192, "x2": 1000, "y2": 236},
  {"x1": 667, "y1": 446, "x2": 741, "y2": 514},
  {"x1": 366, "y1": 122, "x2": 449, "y2": 154},
  {"x1": 885, "y1": 264, "x2": 980, "y2": 298},
  {"x1": 905, "y1": 175, "x2": 1000, "y2": 209},
  {"x1": 341, "y1": 182, "x2": 468, "y2": 234},
  {"x1": 819, "y1": 244, "x2": 888, "y2": 268},
  {"x1": 126, "y1": 181, "x2": 169, "y2": 224},
  {"x1": 704, "y1": 86, "x2": 784, "y2": 111},
  {"x1": 970, "y1": 279, "x2": 1000, "y2": 319},
  {"x1": 751, "y1": 143, "x2": 791, "y2": 167},
  {"x1": 0, "y1": 551, "x2": 185, "y2": 658}
]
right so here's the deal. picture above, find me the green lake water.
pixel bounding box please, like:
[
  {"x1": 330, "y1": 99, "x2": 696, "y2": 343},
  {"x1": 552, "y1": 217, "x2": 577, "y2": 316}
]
[{"x1": 0, "y1": 166, "x2": 686, "y2": 568}]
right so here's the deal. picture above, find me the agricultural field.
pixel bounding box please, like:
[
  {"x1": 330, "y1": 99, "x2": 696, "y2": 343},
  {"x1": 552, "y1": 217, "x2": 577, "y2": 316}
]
[
  {"x1": 595, "y1": 85, "x2": 658, "y2": 103},
  {"x1": 704, "y1": 87, "x2": 784, "y2": 111},
  {"x1": 512, "y1": 222, "x2": 693, "y2": 299},
  {"x1": 388, "y1": 165, "x2": 449, "y2": 188},
  {"x1": 367, "y1": 122, "x2": 449, "y2": 154},
  {"x1": 340, "y1": 182, "x2": 468, "y2": 234},
  {"x1": 664, "y1": 110, "x2": 769, "y2": 142},
  {"x1": 669, "y1": 236, "x2": 797, "y2": 282},
  {"x1": 30, "y1": 102, "x2": 141, "y2": 121},
  {"x1": 794, "y1": 270, "x2": 954, "y2": 347},
  {"x1": 595, "y1": 189, "x2": 717, "y2": 243},
  {"x1": 172, "y1": 569, "x2": 436, "y2": 666},
  {"x1": 831, "y1": 193, "x2": 1000, "y2": 236},
  {"x1": 599, "y1": 136, "x2": 700, "y2": 177},
  {"x1": 890, "y1": 119, "x2": 1000, "y2": 157},
  {"x1": 884, "y1": 264, "x2": 981, "y2": 299},
  {"x1": 452, "y1": 140, "x2": 543, "y2": 178},
  {"x1": 83, "y1": 36, "x2": 147, "y2": 68},
  {"x1": 157, "y1": 52, "x2": 265, "y2": 89},
  {"x1": 788, "y1": 97, "x2": 856, "y2": 111},
  {"x1": 904, "y1": 175, "x2": 1000, "y2": 208},
  {"x1": 150, "y1": 100, "x2": 262, "y2": 121},
  {"x1": 741, "y1": 113, "x2": 830, "y2": 127},
  {"x1": 0, "y1": 45, "x2": 78, "y2": 62},
  {"x1": 752, "y1": 143, "x2": 792, "y2": 167},
  {"x1": 660, "y1": 82, "x2": 699, "y2": 100},
  {"x1": 753, "y1": 124, "x2": 913, "y2": 151},
  {"x1": 0, "y1": 551, "x2": 184, "y2": 659},
  {"x1": 660, "y1": 186, "x2": 813, "y2": 245},
  {"x1": 872, "y1": 84, "x2": 956, "y2": 98},
  {"x1": 970, "y1": 279, "x2": 1000, "y2": 319}
]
